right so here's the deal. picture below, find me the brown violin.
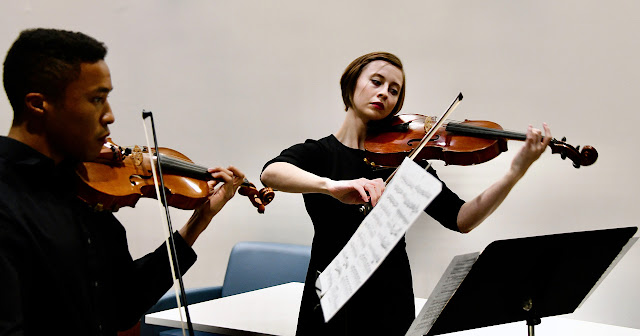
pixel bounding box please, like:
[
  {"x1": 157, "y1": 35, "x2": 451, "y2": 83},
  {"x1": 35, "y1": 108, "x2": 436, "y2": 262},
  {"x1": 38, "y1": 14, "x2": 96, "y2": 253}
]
[
  {"x1": 364, "y1": 114, "x2": 598, "y2": 169},
  {"x1": 75, "y1": 138, "x2": 274, "y2": 213}
]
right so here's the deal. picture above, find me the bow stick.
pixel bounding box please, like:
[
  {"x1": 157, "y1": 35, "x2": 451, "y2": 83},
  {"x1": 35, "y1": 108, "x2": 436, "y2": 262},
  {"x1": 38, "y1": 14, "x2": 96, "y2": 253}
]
[
  {"x1": 360, "y1": 92, "x2": 463, "y2": 215},
  {"x1": 142, "y1": 111, "x2": 195, "y2": 336}
]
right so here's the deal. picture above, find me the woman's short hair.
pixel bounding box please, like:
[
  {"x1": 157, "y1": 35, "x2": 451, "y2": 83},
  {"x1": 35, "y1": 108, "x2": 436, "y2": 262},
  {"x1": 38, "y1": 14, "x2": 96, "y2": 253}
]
[{"x1": 340, "y1": 51, "x2": 406, "y2": 118}]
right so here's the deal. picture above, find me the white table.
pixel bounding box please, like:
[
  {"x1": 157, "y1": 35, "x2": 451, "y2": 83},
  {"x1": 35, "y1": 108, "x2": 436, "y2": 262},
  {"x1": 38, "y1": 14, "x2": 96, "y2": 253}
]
[
  {"x1": 442, "y1": 316, "x2": 640, "y2": 336},
  {"x1": 146, "y1": 282, "x2": 640, "y2": 336},
  {"x1": 145, "y1": 282, "x2": 425, "y2": 336},
  {"x1": 146, "y1": 282, "x2": 305, "y2": 336}
]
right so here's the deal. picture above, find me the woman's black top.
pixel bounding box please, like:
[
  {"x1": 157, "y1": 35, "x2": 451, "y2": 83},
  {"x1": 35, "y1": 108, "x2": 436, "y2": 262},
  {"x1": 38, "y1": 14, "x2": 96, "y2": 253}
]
[{"x1": 263, "y1": 135, "x2": 464, "y2": 335}]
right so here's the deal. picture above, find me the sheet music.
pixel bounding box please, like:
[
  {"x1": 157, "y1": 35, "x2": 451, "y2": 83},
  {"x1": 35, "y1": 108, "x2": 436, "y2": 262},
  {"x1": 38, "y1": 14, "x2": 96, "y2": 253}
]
[
  {"x1": 405, "y1": 252, "x2": 480, "y2": 336},
  {"x1": 316, "y1": 158, "x2": 443, "y2": 322}
]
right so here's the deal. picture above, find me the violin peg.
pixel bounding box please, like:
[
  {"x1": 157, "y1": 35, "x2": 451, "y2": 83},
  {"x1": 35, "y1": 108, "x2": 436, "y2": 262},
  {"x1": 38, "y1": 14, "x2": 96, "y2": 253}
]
[
  {"x1": 573, "y1": 162, "x2": 581, "y2": 169},
  {"x1": 359, "y1": 203, "x2": 372, "y2": 216}
]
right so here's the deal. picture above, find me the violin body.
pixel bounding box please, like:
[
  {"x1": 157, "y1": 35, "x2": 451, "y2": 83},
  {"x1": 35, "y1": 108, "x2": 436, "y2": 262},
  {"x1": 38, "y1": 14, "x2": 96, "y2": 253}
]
[
  {"x1": 364, "y1": 114, "x2": 598, "y2": 169},
  {"x1": 365, "y1": 115, "x2": 508, "y2": 168},
  {"x1": 76, "y1": 144, "x2": 206, "y2": 211},
  {"x1": 76, "y1": 139, "x2": 274, "y2": 212}
]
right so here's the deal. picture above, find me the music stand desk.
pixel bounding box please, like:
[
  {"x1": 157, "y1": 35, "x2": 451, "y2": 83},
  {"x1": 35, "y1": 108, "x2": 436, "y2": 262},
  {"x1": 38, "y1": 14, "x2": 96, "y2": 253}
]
[{"x1": 426, "y1": 226, "x2": 638, "y2": 336}]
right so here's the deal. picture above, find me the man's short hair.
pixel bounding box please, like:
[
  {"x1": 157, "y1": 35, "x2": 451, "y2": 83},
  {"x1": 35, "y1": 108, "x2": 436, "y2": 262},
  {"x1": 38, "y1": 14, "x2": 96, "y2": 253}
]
[{"x1": 3, "y1": 28, "x2": 107, "y2": 121}]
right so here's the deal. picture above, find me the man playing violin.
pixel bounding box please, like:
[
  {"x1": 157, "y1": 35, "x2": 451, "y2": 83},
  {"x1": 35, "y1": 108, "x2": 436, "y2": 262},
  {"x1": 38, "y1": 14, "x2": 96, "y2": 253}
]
[
  {"x1": 261, "y1": 51, "x2": 551, "y2": 335},
  {"x1": 0, "y1": 28, "x2": 244, "y2": 335}
]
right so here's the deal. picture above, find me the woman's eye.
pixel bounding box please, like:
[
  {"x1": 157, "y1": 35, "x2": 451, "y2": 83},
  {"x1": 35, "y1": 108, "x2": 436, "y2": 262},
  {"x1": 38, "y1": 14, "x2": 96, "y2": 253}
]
[
  {"x1": 371, "y1": 78, "x2": 381, "y2": 86},
  {"x1": 390, "y1": 88, "x2": 399, "y2": 96}
]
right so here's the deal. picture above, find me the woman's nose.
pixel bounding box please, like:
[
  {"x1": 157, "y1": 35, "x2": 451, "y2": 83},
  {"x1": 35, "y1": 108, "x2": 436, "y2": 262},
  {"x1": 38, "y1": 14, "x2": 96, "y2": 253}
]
[{"x1": 377, "y1": 90, "x2": 387, "y2": 100}]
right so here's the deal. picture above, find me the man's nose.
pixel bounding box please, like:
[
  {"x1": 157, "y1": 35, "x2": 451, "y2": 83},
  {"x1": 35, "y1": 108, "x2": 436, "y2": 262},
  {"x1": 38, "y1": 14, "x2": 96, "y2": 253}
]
[{"x1": 102, "y1": 102, "x2": 115, "y2": 125}]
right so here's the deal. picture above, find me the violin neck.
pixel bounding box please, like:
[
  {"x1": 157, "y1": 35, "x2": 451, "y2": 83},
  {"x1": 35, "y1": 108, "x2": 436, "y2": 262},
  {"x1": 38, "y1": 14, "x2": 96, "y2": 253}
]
[
  {"x1": 157, "y1": 154, "x2": 215, "y2": 181},
  {"x1": 157, "y1": 154, "x2": 250, "y2": 185},
  {"x1": 446, "y1": 122, "x2": 527, "y2": 141}
]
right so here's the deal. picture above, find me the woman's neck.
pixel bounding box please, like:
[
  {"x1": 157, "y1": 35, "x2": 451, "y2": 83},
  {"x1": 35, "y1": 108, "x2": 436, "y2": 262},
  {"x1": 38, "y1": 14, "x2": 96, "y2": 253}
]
[{"x1": 334, "y1": 109, "x2": 368, "y2": 149}]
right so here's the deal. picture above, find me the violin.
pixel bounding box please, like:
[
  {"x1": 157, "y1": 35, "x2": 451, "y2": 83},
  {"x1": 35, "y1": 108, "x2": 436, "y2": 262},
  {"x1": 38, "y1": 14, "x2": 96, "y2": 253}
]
[
  {"x1": 364, "y1": 114, "x2": 598, "y2": 169},
  {"x1": 75, "y1": 138, "x2": 275, "y2": 213}
]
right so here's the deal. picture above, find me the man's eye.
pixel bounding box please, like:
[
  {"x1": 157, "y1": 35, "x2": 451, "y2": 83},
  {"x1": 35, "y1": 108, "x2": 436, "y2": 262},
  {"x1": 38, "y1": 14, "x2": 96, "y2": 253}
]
[{"x1": 93, "y1": 96, "x2": 107, "y2": 104}]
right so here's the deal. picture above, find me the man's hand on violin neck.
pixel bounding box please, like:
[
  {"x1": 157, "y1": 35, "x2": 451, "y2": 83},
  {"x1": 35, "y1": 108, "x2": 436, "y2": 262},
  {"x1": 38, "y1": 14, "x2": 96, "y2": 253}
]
[
  {"x1": 327, "y1": 178, "x2": 385, "y2": 206},
  {"x1": 178, "y1": 166, "x2": 246, "y2": 246}
]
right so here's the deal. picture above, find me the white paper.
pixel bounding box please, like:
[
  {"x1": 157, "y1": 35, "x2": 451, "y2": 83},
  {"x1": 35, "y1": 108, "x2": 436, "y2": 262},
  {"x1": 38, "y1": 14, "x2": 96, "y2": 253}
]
[
  {"x1": 316, "y1": 158, "x2": 443, "y2": 322},
  {"x1": 405, "y1": 252, "x2": 479, "y2": 336}
]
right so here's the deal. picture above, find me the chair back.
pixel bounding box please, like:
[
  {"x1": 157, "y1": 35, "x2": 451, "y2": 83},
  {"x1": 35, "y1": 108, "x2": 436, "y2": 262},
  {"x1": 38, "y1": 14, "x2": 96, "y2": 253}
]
[{"x1": 221, "y1": 241, "x2": 311, "y2": 297}]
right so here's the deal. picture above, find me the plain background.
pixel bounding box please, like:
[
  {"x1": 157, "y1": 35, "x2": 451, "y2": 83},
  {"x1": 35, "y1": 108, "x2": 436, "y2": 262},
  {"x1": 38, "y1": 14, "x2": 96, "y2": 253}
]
[{"x1": 1, "y1": 0, "x2": 638, "y2": 330}]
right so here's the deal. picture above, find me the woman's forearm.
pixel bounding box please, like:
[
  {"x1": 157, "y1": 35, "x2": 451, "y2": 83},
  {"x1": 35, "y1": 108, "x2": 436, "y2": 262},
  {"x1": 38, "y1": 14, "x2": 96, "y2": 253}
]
[{"x1": 261, "y1": 162, "x2": 330, "y2": 194}]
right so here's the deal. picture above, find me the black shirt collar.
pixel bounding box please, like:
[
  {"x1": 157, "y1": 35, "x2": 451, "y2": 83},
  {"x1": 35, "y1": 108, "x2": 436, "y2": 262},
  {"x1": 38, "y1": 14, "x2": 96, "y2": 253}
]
[
  {"x1": 0, "y1": 136, "x2": 55, "y2": 168},
  {"x1": 0, "y1": 136, "x2": 79, "y2": 180}
]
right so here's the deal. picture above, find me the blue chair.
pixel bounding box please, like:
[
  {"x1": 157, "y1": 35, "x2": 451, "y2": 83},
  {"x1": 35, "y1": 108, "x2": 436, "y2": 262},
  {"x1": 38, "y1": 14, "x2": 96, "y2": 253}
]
[{"x1": 141, "y1": 241, "x2": 311, "y2": 336}]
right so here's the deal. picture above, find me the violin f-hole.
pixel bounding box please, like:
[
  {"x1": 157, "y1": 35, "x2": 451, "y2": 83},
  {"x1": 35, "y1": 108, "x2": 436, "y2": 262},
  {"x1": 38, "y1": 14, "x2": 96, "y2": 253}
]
[
  {"x1": 407, "y1": 135, "x2": 439, "y2": 147},
  {"x1": 130, "y1": 174, "x2": 153, "y2": 186}
]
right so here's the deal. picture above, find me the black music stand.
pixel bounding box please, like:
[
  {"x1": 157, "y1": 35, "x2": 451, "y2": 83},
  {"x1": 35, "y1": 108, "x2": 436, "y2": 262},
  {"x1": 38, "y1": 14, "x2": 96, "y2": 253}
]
[{"x1": 425, "y1": 226, "x2": 637, "y2": 336}]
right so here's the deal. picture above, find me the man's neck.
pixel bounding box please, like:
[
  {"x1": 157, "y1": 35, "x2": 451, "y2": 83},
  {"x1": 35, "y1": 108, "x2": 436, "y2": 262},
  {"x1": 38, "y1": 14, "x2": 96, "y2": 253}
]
[{"x1": 8, "y1": 124, "x2": 62, "y2": 164}]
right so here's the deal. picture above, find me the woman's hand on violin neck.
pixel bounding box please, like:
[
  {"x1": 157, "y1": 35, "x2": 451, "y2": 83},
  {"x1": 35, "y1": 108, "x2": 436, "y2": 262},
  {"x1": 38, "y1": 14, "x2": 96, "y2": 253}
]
[
  {"x1": 510, "y1": 123, "x2": 552, "y2": 177},
  {"x1": 327, "y1": 178, "x2": 385, "y2": 206}
]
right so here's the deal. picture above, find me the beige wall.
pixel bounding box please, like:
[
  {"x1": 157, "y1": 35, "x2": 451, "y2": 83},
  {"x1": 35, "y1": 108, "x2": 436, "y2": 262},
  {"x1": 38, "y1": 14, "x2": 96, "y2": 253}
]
[{"x1": 1, "y1": 0, "x2": 638, "y2": 329}]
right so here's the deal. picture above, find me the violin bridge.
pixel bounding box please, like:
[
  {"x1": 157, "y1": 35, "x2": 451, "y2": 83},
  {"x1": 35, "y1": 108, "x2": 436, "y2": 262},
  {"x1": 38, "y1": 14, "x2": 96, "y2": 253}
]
[
  {"x1": 423, "y1": 115, "x2": 437, "y2": 133},
  {"x1": 132, "y1": 145, "x2": 143, "y2": 167}
]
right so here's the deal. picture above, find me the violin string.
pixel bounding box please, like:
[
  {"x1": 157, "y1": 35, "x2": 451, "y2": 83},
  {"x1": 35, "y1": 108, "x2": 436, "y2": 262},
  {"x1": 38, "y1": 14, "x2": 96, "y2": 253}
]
[
  {"x1": 423, "y1": 117, "x2": 535, "y2": 140},
  {"x1": 384, "y1": 93, "x2": 463, "y2": 185},
  {"x1": 445, "y1": 122, "x2": 527, "y2": 140},
  {"x1": 155, "y1": 154, "x2": 251, "y2": 186},
  {"x1": 158, "y1": 155, "x2": 208, "y2": 174},
  {"x1": 147, "y1": 150, "x2": 257, "y2": 191},
  {"x1": 407, "y1": 94, "x2": 463, "y2": 162}
]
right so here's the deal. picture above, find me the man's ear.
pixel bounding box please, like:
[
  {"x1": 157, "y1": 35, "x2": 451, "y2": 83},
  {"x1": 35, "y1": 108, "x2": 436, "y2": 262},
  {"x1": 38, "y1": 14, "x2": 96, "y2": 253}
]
[{"x1": 24, "y1": 93, "x2": 47, "y2": 117}]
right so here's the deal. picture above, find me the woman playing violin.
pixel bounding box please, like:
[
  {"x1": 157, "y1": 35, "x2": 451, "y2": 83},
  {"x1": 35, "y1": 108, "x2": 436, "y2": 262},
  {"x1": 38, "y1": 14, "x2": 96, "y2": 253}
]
[
  {"x1": 0, "y1": 28, "x2": 245, "y2": 336},
  {"x1": 261, "y1": 51, "x2": 551, "y2": 335}
]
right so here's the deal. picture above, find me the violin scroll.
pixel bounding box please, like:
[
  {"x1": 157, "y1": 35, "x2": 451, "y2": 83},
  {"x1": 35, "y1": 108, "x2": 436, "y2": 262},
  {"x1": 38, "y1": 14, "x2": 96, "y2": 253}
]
[
  {"x1": 550, "y1": 137, "x2": 598, "y2": 168},
  {"x1": 238, "y1": 181, "x2": 275, "y2": 214}
]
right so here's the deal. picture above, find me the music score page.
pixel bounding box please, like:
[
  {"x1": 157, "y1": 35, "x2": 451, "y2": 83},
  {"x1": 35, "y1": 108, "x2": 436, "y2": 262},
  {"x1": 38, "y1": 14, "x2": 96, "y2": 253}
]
[{"x1": 316, "y1": 158, "x2": 442, "y2": 322}]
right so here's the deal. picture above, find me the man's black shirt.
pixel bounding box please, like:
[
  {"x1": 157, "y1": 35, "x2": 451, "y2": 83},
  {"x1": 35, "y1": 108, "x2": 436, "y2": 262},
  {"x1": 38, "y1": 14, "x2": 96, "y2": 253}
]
[{"x1": 0, "y1": 136, "x2": 197, "y2": 336}]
